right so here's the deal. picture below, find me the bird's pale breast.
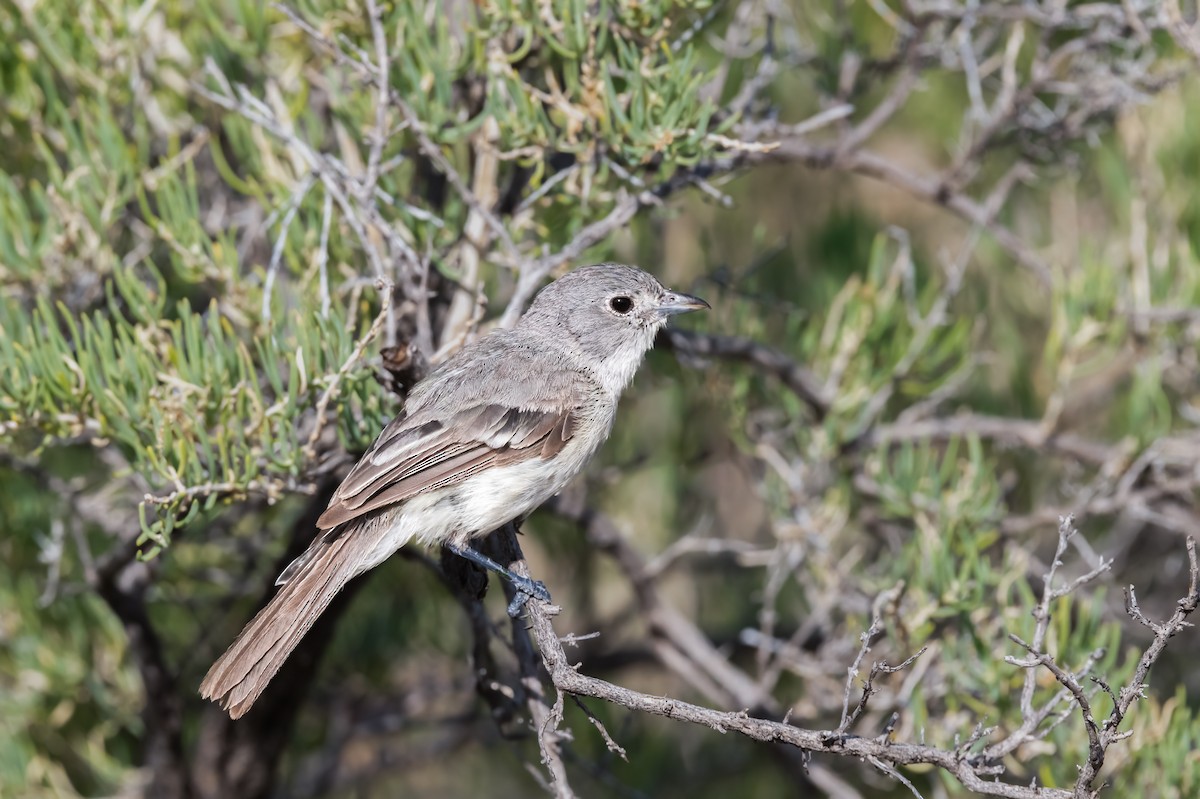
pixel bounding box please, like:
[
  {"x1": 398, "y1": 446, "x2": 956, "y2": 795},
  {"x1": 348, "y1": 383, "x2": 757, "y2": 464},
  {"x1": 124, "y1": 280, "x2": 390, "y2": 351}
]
[{"x1": 353, "y1": 397, "x2": 616, "y2": 573}]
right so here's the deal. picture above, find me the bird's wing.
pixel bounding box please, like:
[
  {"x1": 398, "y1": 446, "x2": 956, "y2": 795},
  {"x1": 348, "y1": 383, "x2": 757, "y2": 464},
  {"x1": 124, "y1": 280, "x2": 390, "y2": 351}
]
[
  {"x1": 205, "y1": 401, "x2": 577, "y2": 717},
  {"x1": 315, "y1": 402, "x2": 578, "y2": 530}
]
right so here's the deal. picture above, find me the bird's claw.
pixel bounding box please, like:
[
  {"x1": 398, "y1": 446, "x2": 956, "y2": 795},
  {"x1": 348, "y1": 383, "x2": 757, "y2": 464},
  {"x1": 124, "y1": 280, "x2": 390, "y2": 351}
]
[{"x1": 506, "y1": 577, "x2": 551, "y2": 617}]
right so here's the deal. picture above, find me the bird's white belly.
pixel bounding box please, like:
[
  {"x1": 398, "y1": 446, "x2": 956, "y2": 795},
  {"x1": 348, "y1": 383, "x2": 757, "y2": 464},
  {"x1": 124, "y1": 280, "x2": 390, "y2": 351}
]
[
  {"x1": 352, "y1": 402, "x2": 612, "y2": 573},
  {"x1": 425, "y1": 456, "x2": 566, "y2": 545},
  {"x1": 355, "y1": 455, "x2": 579, "y2": 572}
]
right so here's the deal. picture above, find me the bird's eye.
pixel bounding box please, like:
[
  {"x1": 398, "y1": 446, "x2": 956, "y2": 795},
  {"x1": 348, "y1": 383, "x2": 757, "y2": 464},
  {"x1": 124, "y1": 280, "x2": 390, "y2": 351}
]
[{"x1": 609, "y1": 296, "x2": 633, "y2": 314}]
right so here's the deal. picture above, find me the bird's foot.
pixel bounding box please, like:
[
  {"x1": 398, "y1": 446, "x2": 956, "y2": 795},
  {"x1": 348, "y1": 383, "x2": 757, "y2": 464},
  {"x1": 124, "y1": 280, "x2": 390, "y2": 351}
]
[
  {"x1": 506, "y1": 576, "x2": 551, "y2": 617},
  {"x1": 443, "y1": 541, "x2": 550, "y2": 616}
]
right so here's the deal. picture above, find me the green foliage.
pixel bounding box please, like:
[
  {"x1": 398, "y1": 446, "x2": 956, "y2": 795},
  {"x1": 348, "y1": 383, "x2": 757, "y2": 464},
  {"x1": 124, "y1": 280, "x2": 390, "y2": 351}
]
[
  {"x1": 1, "y1": 0, "x2": 740, "y2": 554},
  {"x1": 0, "y1": 270, "x2": 389, "y2": 552},
  {"x1": 478, "y1": 0, "x2": 726, "y2": 168},
  {"x1": 1112, "y1": 685, "x2": 1200, "y2": 798},
  {"x1": 4, "y1": 0, "x2": 1200, "y2": 796},
  {"x1": 707, "y1": 192, "x2": 1200, "y2": 793},
  {"x1": 0, "y1": 469, "x2": 142, "y2": 799},
  {"x1": 0, "y1": 0, "x2": 747, "y2": 792}
]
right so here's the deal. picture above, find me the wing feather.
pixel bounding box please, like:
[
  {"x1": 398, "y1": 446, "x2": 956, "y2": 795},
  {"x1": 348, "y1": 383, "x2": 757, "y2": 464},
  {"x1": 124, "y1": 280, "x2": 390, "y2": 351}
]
[{"x1": 315, "y1": 403, "x2": 578, "y2": 530}]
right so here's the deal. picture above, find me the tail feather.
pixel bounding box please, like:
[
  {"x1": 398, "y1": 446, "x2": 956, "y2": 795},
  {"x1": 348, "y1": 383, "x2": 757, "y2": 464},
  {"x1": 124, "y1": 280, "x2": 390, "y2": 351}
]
[{"x1": 200, "y1": 535, "x2": 358, "y2": 718}]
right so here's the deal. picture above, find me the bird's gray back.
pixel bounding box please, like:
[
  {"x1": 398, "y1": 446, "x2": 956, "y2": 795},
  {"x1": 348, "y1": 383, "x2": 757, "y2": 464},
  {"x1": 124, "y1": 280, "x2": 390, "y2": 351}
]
[{"x1": 405, "y1": 327, "x2": 601, "y2": 421}]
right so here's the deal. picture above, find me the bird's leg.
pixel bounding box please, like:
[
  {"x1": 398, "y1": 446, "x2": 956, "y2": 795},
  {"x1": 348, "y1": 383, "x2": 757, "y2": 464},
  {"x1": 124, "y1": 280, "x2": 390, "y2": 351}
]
[{"x1": 443, "y1": 541, "x2": 551, "y2": 616}]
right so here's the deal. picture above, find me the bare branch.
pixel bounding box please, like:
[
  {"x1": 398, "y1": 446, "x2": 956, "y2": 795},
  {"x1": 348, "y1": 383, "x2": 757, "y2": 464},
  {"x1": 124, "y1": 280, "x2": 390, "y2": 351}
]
[
  {"x1": 764, "y1": 141, "x2": 1054, "y2": 284},
  {"x1": 838, "y1": 616, "x2": 885, "y2": 734},
  {"x1": 501, "y1": 518, "x2": 1079, "y2": 799},
  {"x1": 658, "y1": 329, "x2": 832, "y2": 418},
  {"x1": 262, "y1": 173, "x2": 316, "y2": 324},
  {"x1": 498, "y1": 193, "x2": 645, "y2": 328},
  {"x1": 480, "y1": 528, "x2": 577, "y2": 799},
  {"x1": 360, "y1": 0, "x2": 390, "y2": 203},
  {"x1": 571, "y1": 695, "x2": 628, "y2": 761},
  {"x1": 862, "y1": 414, "x2": 1114, "y2": 466},
  {"x1": 316, "y1": 189, "x2": 334, "y2": 318},
  {"x1": 274, "y1": 2, "x2": 522, "y2": 265}
]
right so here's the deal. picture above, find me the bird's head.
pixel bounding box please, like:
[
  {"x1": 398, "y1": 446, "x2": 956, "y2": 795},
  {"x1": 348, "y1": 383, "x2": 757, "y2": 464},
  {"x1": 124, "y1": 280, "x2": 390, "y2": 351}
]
[{"x1": 521, "y1": 263, "x2": 709, "y2": 393}]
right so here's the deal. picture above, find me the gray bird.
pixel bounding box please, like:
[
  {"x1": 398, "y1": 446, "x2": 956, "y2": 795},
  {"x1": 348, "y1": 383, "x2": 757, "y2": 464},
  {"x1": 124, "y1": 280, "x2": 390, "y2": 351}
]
[{"x1": 200, "y1": 263, "x2": 709, "y2": 718}]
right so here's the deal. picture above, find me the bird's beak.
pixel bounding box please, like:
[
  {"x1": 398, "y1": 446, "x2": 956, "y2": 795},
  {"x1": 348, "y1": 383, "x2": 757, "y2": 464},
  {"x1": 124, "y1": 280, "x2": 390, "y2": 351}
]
[{"x1": 656, "y1": 290, "x2": 711, "y2": 316}]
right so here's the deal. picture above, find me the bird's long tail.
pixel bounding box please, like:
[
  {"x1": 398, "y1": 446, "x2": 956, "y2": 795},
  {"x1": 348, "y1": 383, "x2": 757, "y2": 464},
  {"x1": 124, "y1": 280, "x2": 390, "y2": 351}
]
[{"x1": 200, "y1": 532, "x2": 358, "y2": 719}]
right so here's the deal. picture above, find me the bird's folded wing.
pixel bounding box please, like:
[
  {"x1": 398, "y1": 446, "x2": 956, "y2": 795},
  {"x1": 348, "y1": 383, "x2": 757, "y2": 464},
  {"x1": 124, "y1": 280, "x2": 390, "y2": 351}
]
[{"x1": 315, "y1": 403, "x2": 577, "y2": 530}]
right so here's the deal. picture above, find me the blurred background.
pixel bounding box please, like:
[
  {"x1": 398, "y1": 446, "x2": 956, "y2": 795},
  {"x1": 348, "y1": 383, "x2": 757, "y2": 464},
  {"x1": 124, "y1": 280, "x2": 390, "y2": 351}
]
[{"x1": 4, "y1": 0, "x2": 1200, "y2": 796}]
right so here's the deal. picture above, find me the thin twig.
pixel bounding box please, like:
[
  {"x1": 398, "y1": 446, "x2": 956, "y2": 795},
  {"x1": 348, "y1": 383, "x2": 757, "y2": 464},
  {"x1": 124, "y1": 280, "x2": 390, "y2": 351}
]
[
  {"x1": 316, "y1": 189, "x2": 334, "y2": 318},
  {"x1": 498, "y1": 193, "x2": 645, "y2": 328},
  {"x1": 361, "y1": 0, "x2": 390, "y2": 203},
  {"x1": 502, "y1": 525, "x2": 1078, "y2": 799},
  {"x1": 275, "y1": 2, "x2": 522, "y2": 264},
  {"x1": 262, "y1": 174, "x2": 317, "y2": 323},
  {"x1": 658, "y1": 329, "x2": 832, "y2": 418},
  {"x1": 838, "y1": 616, "x2": 884, "y2": 733},
  {"x1": 571, "y1": 695, "x2": 628, "y2": 761},
  {"x1": 304, "y1": 278, "x2": 393, "y2": 460}
]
